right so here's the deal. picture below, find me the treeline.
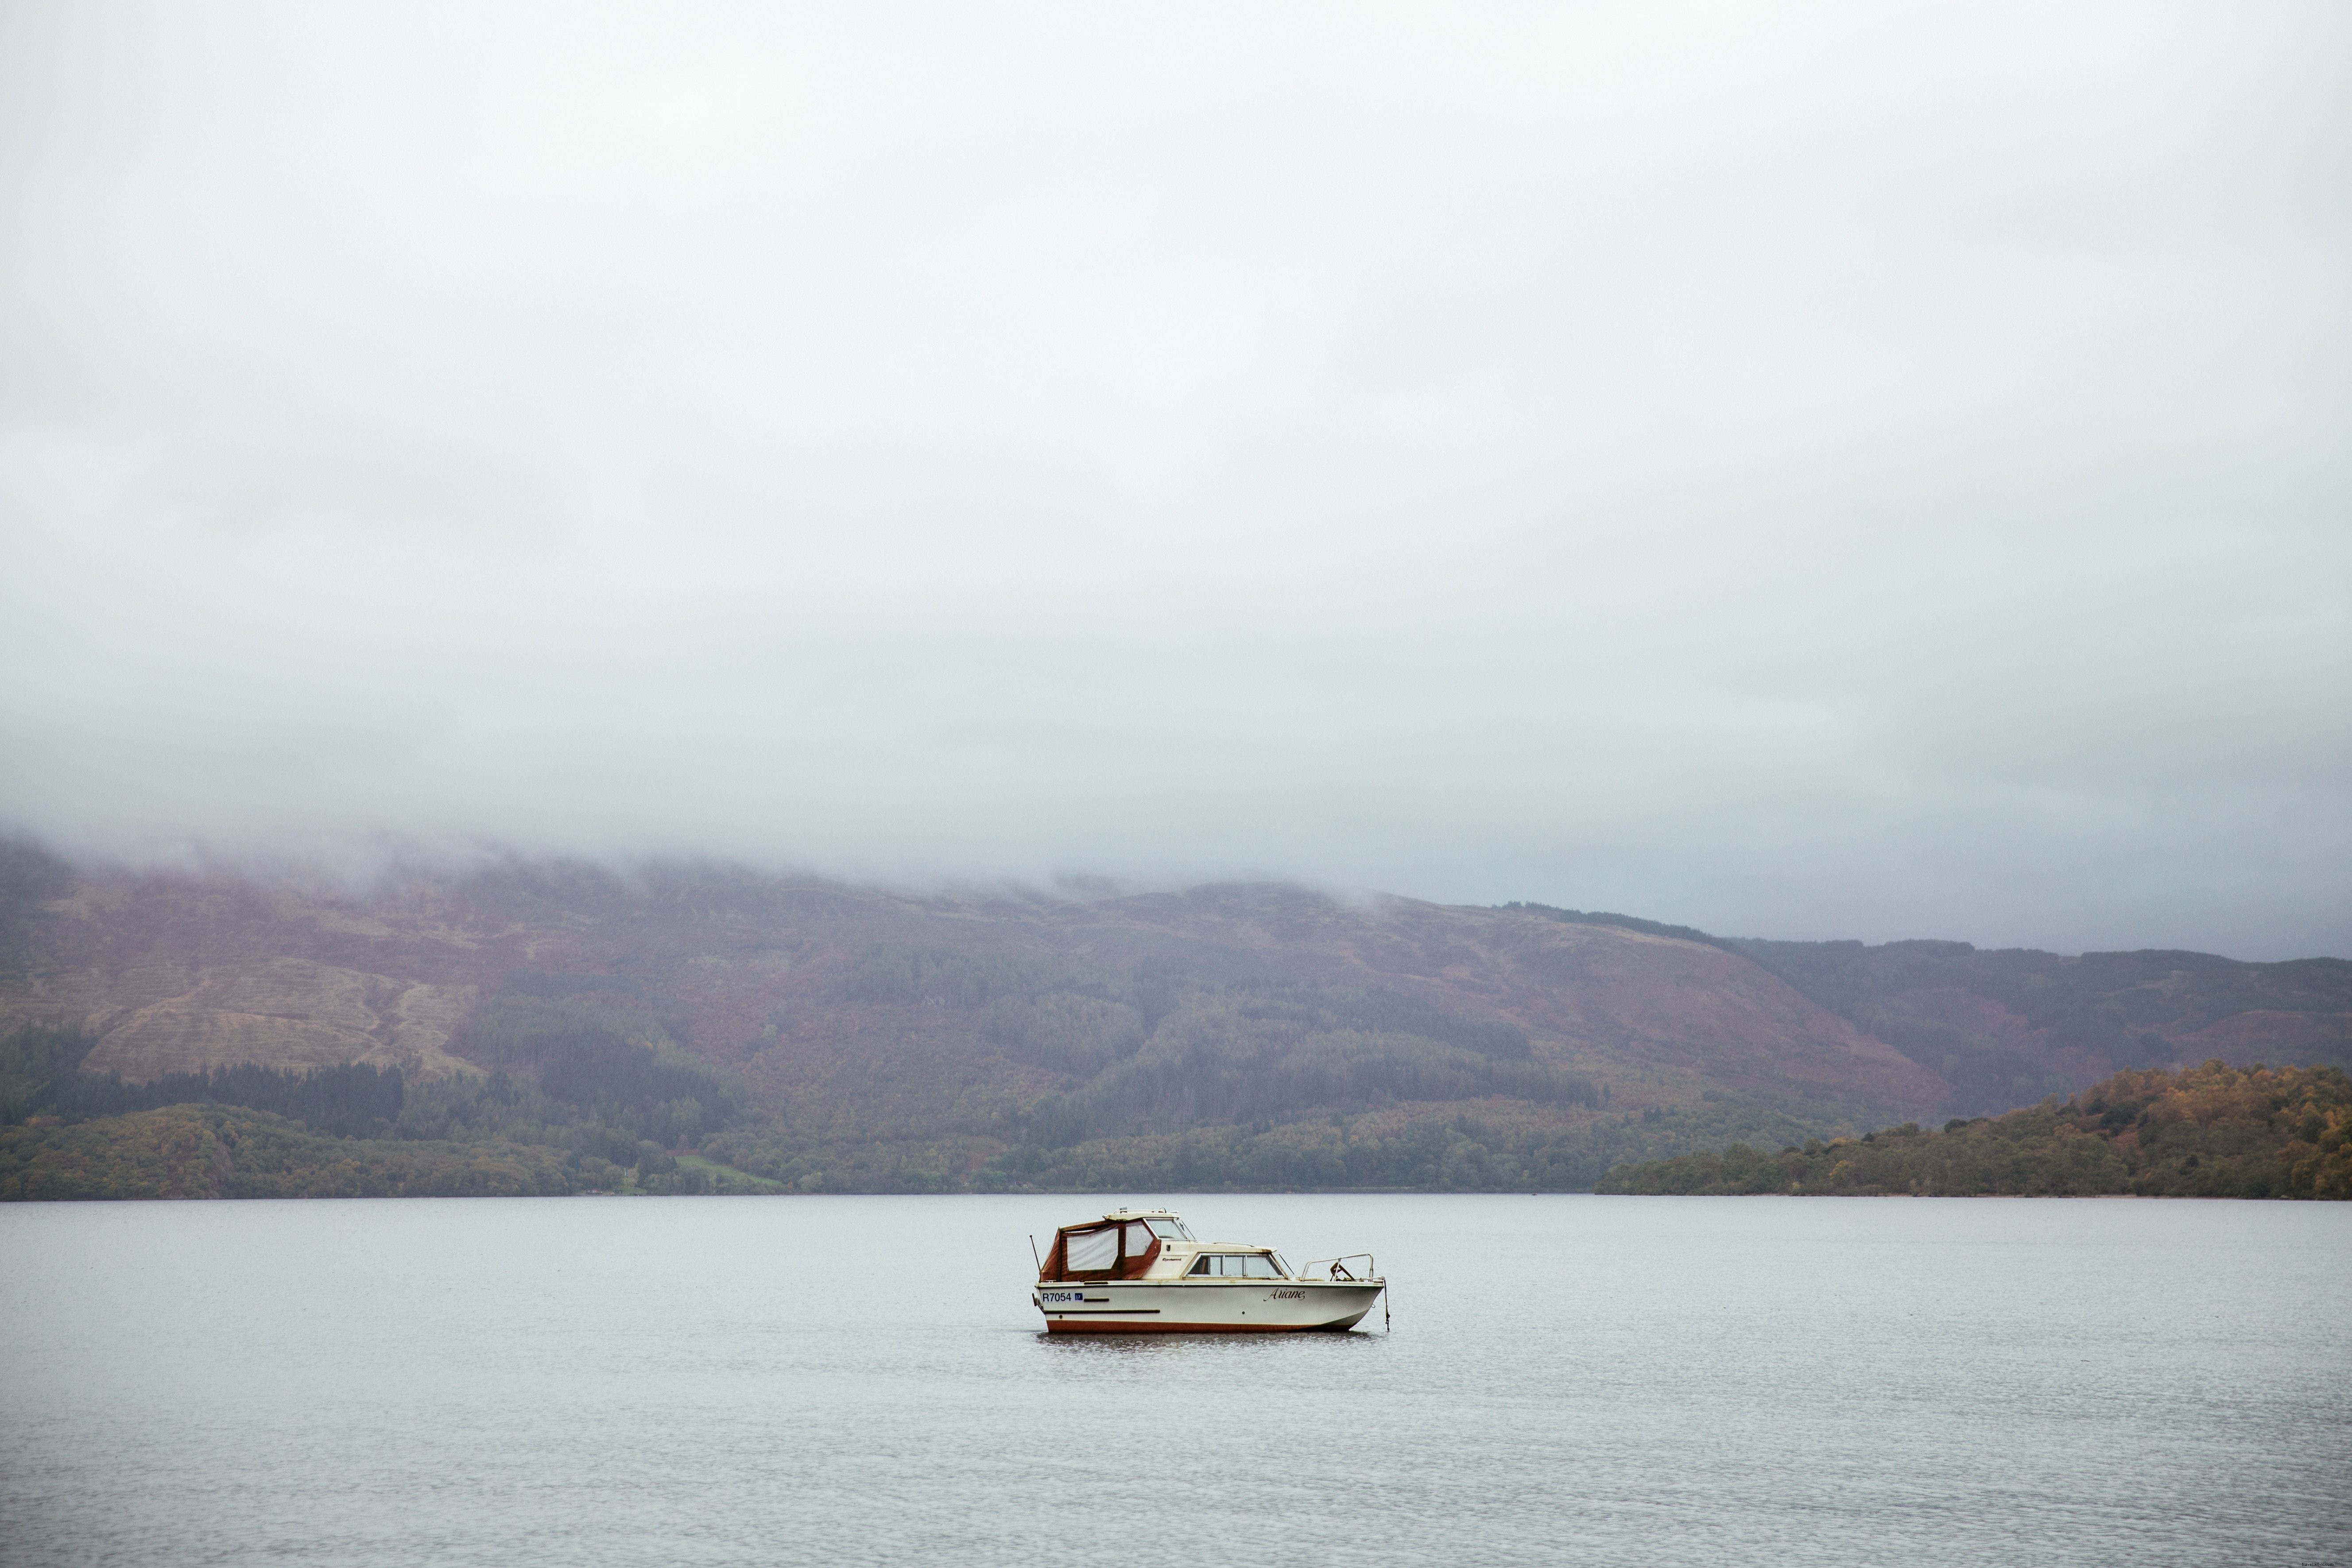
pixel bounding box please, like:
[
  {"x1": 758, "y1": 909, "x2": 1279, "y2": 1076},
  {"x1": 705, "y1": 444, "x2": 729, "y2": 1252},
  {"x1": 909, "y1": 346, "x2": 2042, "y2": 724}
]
[
  {"x1": 4, "y1": 1016, "x2": 743, "y2": 1154},
  {"x1": 702, "y1": 1115, "x2": 1582, "y2": 1195},
  {"x1": 387, "y1": 1072, "x2": 731, "y2": 1177},
  {"x1": 1, "y1": 995, "x2": 767, "y2": 1199},
  {"x1": 2, "y1": 1028, "x2": 396, "y2": 1135},
  {"x1": 86, "y1": 1064, "x2": 402, "y2": 1137},
  {"x1": 446, "y1": 989, "x2": 742, "y2": 1146},
  {"x1": 1594, "y1": 1061, "x2": 2352, "y2": 1199},
  {"x1": 700, "y1": 1127, "x2": 969, "y2": 1194},
  {"x1": 0, "y1": 1105, "x2": 575, "y2": 1200},
  {"x1": 0, "y1": 1104, "x2": 784, "y2": 1200},
  {"x1": 453, "y1": 983, "x2": 678, "y2": 1067},
  {"x1": 960, "y1": 1087, "x2": 1846, "y2": 1194}
]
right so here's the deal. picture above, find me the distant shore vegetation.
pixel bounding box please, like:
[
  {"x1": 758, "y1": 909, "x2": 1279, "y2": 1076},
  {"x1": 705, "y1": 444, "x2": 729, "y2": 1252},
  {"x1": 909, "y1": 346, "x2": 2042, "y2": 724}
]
[
  {"x1": 0, "y1": 1002, "x2": 1857, "y2": 1198},
  {"x1": 1594, "y1": 1062, "x2": 2352, "y2": 1199},
  {"x1": 8, "y1": 1011, "x2": 2345, "y2": 1201},
  {"x1": 0, "y1": 1023, "x2": 779, "y2": 1201}
]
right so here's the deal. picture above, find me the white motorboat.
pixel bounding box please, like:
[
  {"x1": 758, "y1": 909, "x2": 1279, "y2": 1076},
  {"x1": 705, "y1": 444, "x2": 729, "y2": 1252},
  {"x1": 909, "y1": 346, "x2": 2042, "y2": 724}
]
[{"x1": 1031, "y1": 1208, "x2": 1386, "y2": 1334}]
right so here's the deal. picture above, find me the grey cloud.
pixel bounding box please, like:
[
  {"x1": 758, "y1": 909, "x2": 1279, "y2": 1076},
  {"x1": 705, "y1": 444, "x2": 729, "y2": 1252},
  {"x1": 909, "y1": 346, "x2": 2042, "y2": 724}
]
[{"x1": 2, "y1": 0, "x2": 2346, "y2": 957}]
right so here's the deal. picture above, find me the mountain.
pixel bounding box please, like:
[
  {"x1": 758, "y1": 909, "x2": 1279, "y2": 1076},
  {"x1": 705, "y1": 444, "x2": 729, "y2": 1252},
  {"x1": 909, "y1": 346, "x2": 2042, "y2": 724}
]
[
  {"x1": 1503, "y1": 904, "x2": 2352, "y2": 1112},
  {"x1": 1, "y1": 839, "x2": 2345, "y2": 1193}
]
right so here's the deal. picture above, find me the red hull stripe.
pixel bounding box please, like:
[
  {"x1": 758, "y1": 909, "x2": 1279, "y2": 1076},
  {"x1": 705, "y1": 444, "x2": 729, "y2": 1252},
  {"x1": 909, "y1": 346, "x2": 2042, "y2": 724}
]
[{"x1": 1043, "y1": 1320, "x2": 1362, "y2": 1334}]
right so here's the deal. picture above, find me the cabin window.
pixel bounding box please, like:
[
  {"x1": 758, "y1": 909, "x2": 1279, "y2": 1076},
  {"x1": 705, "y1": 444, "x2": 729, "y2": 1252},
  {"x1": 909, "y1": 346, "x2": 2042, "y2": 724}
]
[
  {"x1": 1146, "y1": 1219, "x2": 1194, "y2": 1242},
  {"x1": 1065, "y1": 1227, "x2": 1119, "y2": 1272},
  {"x1": 1123, "y1": 1222, "x2": 1155, "y2": 1256},
  {"x1": 1187, "y1": 1253, "x2": 1283, "y2": 1278}
]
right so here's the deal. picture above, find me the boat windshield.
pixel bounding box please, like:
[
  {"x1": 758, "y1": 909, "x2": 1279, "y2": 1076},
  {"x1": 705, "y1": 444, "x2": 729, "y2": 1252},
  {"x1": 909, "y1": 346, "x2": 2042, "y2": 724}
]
[
  {"x1": 1186, "y1": 1252, "x2": 1284, "y2": 1278},
  {"x1": 1145, "y1": 1218, "x2": 1194, "y2": 1241}
]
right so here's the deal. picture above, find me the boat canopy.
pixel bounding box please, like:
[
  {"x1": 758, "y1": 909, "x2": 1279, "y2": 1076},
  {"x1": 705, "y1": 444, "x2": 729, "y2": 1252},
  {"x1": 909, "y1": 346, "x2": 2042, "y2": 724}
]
[{"x1": 1040, "y1": 1209, "x2": 1193, "y2": 1281}]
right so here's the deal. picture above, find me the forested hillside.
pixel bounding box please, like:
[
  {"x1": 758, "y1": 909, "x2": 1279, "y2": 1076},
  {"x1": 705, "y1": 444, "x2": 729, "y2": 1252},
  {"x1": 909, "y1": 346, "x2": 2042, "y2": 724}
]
[
  {"x1": 1594, "y1": 1062, "x2": 2352, "y2": 1198},
  {"x1": 3, "y1": 839, "x2": 2346, "y2": 1196},
  {"x1": 0, "y1": 1104, "x2": 782, "y2": 1200}
]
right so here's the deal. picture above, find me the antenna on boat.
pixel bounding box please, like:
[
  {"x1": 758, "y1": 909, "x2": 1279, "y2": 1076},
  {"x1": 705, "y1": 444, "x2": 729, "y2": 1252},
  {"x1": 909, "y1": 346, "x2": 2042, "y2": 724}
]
[{"x1": 1028, "y1": 1234, "x2": 1041, "y2": 1270}]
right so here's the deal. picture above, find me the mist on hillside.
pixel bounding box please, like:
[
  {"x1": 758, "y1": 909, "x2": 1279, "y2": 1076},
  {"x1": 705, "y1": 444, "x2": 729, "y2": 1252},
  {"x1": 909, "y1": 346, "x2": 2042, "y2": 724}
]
[{"x1": 2, "y1": 2, "x2": 2346, "y2": 960}]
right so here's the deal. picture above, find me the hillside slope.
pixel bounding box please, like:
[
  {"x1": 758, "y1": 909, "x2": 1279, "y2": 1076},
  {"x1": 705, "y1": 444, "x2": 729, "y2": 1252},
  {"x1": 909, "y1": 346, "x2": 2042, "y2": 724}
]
[
  {"x1": 1595, "y1": 1061, "x2": 2352, "y2": 1199},
  {"x1": 2, "y1": 842, "x2": 2345, "y2": 1191},
  {"x1": 1730, "y1": 934, "x2": 2352, "y2": 1111}
]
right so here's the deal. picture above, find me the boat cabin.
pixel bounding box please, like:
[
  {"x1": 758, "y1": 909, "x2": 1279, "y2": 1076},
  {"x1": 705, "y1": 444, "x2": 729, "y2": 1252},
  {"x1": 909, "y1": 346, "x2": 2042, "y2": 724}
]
[{"x1": 1037, "y1": 1208, "x2": 1292, "y2": 1282}]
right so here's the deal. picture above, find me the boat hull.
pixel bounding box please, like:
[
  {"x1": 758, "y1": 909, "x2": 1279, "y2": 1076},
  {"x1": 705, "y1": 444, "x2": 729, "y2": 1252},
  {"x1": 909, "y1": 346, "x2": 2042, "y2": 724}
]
[{"x1": 1033, "y1": 1278, "x2": 1383, "y2": 1334}]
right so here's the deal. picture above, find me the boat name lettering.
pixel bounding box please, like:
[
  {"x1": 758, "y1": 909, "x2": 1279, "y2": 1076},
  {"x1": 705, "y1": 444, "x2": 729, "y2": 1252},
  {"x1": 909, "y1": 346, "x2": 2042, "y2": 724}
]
[
  {"x1": 1041, "y1": 1290, "x2": 1086, "y2": 1303},
  {"x1": 1272, "y1": 1290, "x2": 1305, "y2": 1299}
]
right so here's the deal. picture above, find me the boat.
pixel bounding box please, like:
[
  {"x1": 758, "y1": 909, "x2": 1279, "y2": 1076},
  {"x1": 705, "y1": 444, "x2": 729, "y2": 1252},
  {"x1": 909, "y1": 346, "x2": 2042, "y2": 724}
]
[{"x1": 1030, "y1": 1207, "x2": 1386, "y2": 1334}]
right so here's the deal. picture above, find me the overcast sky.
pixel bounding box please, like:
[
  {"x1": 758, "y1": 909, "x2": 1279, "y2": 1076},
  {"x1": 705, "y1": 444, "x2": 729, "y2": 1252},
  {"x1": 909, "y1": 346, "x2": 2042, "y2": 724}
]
[{"x1": 2, "y1": 1, "x2": 2346, "y2": 958}]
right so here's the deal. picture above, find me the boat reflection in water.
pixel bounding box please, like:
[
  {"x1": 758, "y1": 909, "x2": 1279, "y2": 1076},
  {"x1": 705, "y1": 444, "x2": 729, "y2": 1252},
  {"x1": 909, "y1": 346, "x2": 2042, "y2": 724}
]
[{"x1": 1031, "y1": 1208, "x2": 1386, "y2": 1334}]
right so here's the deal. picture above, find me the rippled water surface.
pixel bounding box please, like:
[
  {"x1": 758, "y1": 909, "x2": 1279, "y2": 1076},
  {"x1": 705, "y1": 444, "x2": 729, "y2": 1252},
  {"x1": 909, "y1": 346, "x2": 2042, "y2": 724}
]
[{"x1": 4, "y1": 1194, "x2": 2347, "y2": 1567}]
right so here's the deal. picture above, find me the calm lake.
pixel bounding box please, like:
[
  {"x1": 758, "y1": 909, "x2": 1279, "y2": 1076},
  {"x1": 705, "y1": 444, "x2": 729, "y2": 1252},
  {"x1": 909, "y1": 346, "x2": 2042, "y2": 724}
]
[{"x1": 3, "y1": 1194, "x2": 2346, "y2": 1567}]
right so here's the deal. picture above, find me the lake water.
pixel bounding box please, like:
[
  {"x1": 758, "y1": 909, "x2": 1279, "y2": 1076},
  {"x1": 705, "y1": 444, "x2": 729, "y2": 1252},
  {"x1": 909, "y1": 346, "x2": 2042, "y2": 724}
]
[{"x1": 3, "y1": 1194, "x2": 2347, "y2": 1567}]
